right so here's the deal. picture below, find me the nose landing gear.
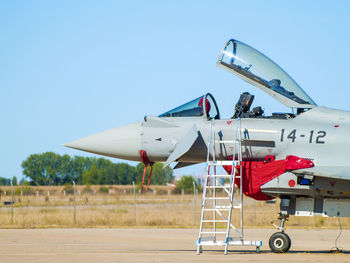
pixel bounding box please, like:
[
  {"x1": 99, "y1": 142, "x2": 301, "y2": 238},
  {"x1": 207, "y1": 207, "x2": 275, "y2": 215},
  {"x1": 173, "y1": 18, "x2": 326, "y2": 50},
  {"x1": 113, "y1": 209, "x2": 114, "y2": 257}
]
[
  {"x1": 269, "y1": 213, "x2": 291, "y2": 253},
  {"x1": 269, "y1": 232, "x2": 291, "y2": 253}
]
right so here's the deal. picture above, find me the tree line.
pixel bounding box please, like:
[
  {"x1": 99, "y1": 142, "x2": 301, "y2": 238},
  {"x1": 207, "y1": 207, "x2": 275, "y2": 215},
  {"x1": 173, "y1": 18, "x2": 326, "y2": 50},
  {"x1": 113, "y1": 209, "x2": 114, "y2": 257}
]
[
  {"x1": 19, "y1": 152, "x2": 174, "y2": 186},
  {"x1": 0, "y1": 176, "x2": 18, "y2": 186}
]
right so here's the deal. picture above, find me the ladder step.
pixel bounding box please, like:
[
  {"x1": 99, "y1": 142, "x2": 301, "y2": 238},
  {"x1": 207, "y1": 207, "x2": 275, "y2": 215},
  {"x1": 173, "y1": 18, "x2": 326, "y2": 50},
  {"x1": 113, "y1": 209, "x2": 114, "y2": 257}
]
[
  {"x1": 205, "y1": 197, "x2": 230, "y2": 200},
  {"x1": 200, "y1": 231, "x2": 227, "y2": 234},
  {"x1": 206, "y1": 174, "x2": 231, "y2": 177},
  {"x1": 208, "y1": 161, "x2": 237, "y2": 166},
  {"x1": 206, "y1": 186, "x2": 228, "y2": 189},
  {"x1": 202, "y1": 205, "x2": 240, "y2": 210},
  {"x1": 214, "y1": 139, "x2": 249, "y2": 144},
  {"x1": 203, "y1": 208, "x2": 230, "y2": 211},
  {"x1": 216, "y1": 205, "x2": 231, "y2": 209},
  {"x1": 215, "y1": 140, "x2": 236, "y2": 144},
  {"x1": 205, "y1": 175, "x2": 241, "y2": 179},
  {"x1": 199, "y1": 236, "x2": 216, "y2": 242},
  {"x1": 197, "y1": 239, "x2": 262, "y2": 247},
  {"x1": 202, "y1": 220, "x2": 228, "y2": 222}
]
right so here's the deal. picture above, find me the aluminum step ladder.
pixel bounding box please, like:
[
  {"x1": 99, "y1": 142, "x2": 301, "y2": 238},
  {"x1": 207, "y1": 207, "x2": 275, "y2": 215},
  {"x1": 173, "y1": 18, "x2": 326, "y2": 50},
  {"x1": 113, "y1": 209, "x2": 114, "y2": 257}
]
[{"x1": 196, "y1": 118, "x2": 262, "y2": 254}]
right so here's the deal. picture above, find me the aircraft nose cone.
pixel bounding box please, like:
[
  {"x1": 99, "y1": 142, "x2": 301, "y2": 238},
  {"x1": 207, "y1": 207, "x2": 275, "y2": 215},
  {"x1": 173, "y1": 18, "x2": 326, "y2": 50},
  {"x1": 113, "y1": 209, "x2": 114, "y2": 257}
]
[{"x1": 64, "y1": 122, "x2": 142, "y2": 161}]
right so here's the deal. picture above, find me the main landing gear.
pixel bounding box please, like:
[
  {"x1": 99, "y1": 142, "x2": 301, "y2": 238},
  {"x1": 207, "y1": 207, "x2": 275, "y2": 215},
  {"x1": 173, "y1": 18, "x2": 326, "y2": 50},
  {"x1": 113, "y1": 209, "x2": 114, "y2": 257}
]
[{"x1": 269, "y1": 213, "x2": 291, "y2": 253}]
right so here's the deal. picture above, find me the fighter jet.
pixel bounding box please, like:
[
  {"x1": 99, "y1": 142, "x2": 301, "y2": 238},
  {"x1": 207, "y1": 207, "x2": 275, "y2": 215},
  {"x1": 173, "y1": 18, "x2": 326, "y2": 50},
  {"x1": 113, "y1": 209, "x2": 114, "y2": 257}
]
[{"x1": 65, "y1": 39, "x2": 350, "y2": 253}]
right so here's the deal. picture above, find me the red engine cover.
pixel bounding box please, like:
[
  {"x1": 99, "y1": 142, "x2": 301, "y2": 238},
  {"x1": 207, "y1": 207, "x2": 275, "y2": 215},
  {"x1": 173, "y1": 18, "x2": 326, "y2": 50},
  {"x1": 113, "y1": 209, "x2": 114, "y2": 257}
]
[{"x1": 223, "y1": 155, "x2": 314, "y2": 200}]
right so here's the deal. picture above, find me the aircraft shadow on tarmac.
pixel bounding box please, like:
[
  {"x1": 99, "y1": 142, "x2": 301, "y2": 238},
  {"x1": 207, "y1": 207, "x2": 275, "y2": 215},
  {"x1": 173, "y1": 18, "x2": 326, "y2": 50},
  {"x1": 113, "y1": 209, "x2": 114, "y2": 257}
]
[
  {"x1": 288, "y1": 250, "x2": 349, "y2": 254},
  {"x1": 146, "y1": 249, "x2": 349, "y2": 254}
]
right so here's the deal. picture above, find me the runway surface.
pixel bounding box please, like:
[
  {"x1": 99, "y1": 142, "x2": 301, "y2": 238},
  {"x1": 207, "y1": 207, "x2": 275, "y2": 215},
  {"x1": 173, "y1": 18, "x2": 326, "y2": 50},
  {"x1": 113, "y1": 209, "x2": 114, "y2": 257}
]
[{"x1": 0, "y1": 228, "x2": 349, "y2": 262}]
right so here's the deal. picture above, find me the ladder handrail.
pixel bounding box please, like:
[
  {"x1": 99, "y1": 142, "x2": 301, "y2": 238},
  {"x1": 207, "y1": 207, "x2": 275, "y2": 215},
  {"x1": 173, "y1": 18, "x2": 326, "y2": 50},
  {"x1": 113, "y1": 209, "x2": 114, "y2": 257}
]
[
  {"x1": 224, "y1": 118, "x2": 243, "y2": 254},
  {"x1": 238, "y1": 118, "x2": 244, "y2": 241},
  {"x1": 197, "y1": 119, "x2": 213, "y2": 254},
  {"x1": 212, "y1": 119, "x2": 216, "y2": 239}
]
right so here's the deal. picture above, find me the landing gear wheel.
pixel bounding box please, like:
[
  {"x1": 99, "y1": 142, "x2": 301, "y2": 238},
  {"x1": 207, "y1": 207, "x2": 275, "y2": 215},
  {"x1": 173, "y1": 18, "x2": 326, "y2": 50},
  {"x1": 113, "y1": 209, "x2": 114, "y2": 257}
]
[{"x1": 269, "y1": 232, "x2": 291, "y2": 253}]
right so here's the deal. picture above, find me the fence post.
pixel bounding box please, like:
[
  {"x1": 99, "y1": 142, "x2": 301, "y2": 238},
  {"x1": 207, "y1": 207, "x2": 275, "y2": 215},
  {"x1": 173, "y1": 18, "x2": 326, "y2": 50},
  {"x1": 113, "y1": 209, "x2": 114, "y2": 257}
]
[
  {"x1": 193, "y1": 181, "x2": 196, "y2": 225},
  {"x1": 73, "y1": 181, "x2": 76, "y2": 224},
  {"x1": 11, "y1": 181, "x2": 13, "y2": 224},
  {"x1": 132, "y1": 181, "x2": 136, "y2": 225}
]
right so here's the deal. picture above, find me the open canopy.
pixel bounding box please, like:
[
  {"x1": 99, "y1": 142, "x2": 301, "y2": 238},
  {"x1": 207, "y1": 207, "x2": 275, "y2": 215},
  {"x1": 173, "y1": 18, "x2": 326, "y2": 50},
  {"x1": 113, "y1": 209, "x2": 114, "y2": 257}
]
[
  {"x1": 159, "y1": 93, "x2": 220, "y2": 119},
  {"x1": 217, "y1": 39, "x2": 317, "y2": 109}
]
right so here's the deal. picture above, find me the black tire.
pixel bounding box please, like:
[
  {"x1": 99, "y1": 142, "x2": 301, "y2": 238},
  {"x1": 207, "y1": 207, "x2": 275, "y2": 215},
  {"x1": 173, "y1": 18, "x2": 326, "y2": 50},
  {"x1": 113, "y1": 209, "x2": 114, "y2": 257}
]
[{"x1": 269, "y1": 232, "x2": 291, "y2": 253}]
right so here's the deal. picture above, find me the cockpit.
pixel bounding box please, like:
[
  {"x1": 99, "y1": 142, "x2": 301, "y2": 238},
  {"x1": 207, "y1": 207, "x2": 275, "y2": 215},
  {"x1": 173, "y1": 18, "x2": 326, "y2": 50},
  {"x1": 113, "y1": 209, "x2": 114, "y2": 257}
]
[
  {"x1": 159, "y1": 39, "x2": 317, "y2": 120},
  {"x1": 158, "y1": 91, "x2": 295, "y2": 121},
  {"x1": 159, "y1": 93, "x2": 220, "y2": 119}
]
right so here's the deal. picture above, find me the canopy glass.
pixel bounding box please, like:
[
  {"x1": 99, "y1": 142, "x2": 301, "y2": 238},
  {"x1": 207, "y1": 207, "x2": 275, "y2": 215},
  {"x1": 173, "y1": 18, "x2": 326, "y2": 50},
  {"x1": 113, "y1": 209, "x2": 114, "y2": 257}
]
[
  {"x1": 217, "y1": 39, "x2": 316, "y2": 108},
  {"x1": 159, "y1": 93, "x2": 220, "y2": 119}
]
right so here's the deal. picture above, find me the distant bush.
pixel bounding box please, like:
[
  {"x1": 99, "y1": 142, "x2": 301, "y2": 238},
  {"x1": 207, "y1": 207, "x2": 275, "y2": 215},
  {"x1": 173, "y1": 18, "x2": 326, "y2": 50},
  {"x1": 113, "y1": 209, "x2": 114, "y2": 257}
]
[
  {"x1": 63, "y1": 183, "x2": 74, "y2": 195},
  {"x1": 22, "y1": 186, "x2": 34, "y2": 195},
  {"x1": 99, "y1": 186, "x2": 109, "y2": 194},
  {"x1": 82, "y1": 186, "x2": 93, "y2": 195},
  {"x1": 155, "y1": 188, "x2": 168, "y2": 195},
  {"x1": 0, "y1": 177, "x2": 11, "y2": 186},
  {"x1": 14, "y1": 187, "x2": 34, "y2": 196},
  {"x1": 21, "y1": 180, "x2": 30, "y2": 186},
  {"x1": 14, "y1": 188, "x2": 21, "y2": 195},
  {"x1": 174, "y1": 175, "x2": 199, "y2": 194}
]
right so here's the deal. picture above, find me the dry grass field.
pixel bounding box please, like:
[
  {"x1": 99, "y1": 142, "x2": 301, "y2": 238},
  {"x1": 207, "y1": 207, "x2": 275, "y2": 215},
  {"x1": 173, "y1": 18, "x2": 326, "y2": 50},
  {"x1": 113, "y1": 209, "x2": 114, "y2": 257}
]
[{"x1": 0, "y1": 185, "x2": 348, "y2": 229}]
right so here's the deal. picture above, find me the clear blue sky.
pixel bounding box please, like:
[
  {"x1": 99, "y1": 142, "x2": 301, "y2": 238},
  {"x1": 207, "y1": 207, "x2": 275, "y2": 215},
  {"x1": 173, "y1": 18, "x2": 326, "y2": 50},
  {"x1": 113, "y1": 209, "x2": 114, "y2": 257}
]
[{"x1": 1, "y1": 0, "x2": 350, "y2": 180}]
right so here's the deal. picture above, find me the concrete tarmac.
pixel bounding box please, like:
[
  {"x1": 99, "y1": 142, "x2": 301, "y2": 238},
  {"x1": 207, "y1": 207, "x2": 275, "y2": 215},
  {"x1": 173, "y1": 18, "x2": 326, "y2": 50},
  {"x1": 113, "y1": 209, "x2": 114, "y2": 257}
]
[{"x1": 0, "y1": 228, "x2": 349, "y2": 262}]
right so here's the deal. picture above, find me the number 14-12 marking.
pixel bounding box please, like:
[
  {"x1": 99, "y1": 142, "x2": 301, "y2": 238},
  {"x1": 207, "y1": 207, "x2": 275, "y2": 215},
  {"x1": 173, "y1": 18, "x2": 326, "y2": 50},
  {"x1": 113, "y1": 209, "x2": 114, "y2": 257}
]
[{"x1": 280, "y1": 129, "x2": 326, "y2": 144}]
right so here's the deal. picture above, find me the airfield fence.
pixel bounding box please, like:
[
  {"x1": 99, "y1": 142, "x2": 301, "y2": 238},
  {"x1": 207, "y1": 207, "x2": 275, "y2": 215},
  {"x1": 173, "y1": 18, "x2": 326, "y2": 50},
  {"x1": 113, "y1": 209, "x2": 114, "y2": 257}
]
[{"x1": 0, "y1": 185, "x2": 348, "y2": 229}]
